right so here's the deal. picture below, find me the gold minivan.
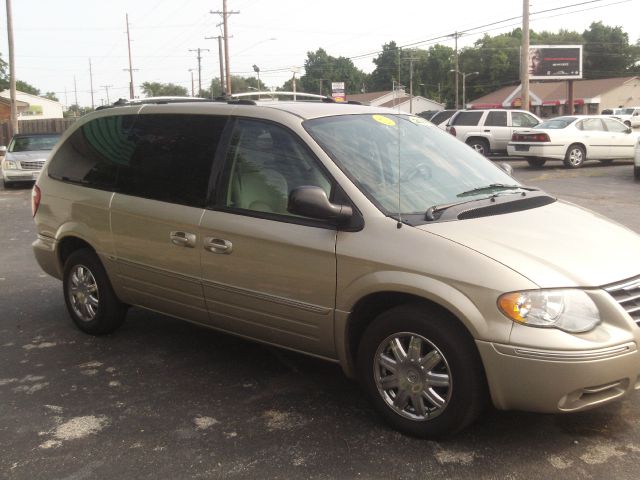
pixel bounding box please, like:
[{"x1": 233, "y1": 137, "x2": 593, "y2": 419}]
[{"x1": 32, "y1": 98, "x2": 640, "y2": 437}]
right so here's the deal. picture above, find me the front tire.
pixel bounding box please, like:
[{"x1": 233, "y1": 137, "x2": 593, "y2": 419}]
[
  {"x1": 357, "y1": 303, "x2": 487, "y2": 438},
  {"x1": 563, "y1": 144, "x2": 586, "y2": 168},
  {"x1": 63, "y1": 249, "x2": 127, "y2": 335}
]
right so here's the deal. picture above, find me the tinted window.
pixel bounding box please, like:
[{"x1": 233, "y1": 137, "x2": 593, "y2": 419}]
[
  {"x1": 430, "y1": 110, "x2": 456, "y2": 125},
  {"x1": 512, "y1": 112, "x2": 539, "y2": 128},
  {"x1": 535, "y1": 117, "x2": 576, "y2": 129},
  {"x1": 485, "y1": 111, "x2": 507, "y2": 127},
  {"x1": 451, "y1": 111, "x2": 483, "y2": 126},
  {"x1": 223, "y1": 119, "x2": 331, "y2": 216},
  {"x1": 49, "y1": 114, "x2": 227, "y2": 206},
  {"x1": 48, "y1": 115, "x2": 136, "y2": 189},
  {"x1": 117, "y1": 114, "x2": 227, "y2": 207}
]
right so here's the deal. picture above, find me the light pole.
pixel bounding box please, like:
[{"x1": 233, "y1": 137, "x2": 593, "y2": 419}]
[
  {"x1": 450, "y1": 70, "x2": 478, "y2": 109},
  {"x1": 462, "y1": 71, "x2": 479, "y2": 109},
  {"x1": 252, "y1": 64, "x2": 260, "y2": 89}
]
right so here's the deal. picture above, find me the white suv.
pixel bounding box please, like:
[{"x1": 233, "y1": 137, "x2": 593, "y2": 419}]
[
  {"x1": 612, "y1": 107, "x2": 640, "y2": 129},
  {"x1": 447, "y1": 109, "x2": 541, "y2": 155}
]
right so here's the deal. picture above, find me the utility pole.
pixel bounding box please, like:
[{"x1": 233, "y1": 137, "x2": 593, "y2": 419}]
[
  {"x1": 101, "y1": 85, "x2": 113, "y2": 104},
  {"x1": 205, "y1": 35, "x2": 227, "y2": 96},
  {"x1": 211, "y1": 1, "x2": 239, "y2": 95},
  {"x1": 404, "y1": 55, "x2": 418, "y2": 113},
  {"x1": 5, "y1": 0, "x2": 18, "y2": 134},
  {"x1": 89, "y1": 58, "x2": 95, "y2": 110},
  {"x1": 125, "y1": 13, "x2": 135, "y2": 99},
  {"x1": 521, "y1": 0, "x2": 530, "y2": 112},
  {"x1": 73, "y1": 76, "x2": 79, "y2": 116},
  {"x1": 189, "y1": 48, "x2": 209, "y2": 95}
]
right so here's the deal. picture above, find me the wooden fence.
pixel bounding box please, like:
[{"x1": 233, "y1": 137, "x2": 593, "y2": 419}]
[{"x1": 0, "y1": 118, "x2": 77, "y2": 146}]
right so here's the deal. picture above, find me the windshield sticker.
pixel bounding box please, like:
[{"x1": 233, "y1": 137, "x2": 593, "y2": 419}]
[
  {"x1": 409, "y1": 116, "x2": 429, "y2": 126},
  {"x1": 372, "y1": 114, "x2": 396, "y2": 126}
]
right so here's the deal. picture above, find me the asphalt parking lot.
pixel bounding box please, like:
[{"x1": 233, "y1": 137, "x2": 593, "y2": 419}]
[{"x1": 1, "y1": 159, "x2": 639, "y2": 480}]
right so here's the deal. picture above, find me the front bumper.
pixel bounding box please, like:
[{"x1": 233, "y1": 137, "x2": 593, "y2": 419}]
[
  {"x1": 2, "y1": 168, "x2": 41, "y2": 183},
  {"x1": 477, "y1": 339, "x2": 640, "y2": 412}
]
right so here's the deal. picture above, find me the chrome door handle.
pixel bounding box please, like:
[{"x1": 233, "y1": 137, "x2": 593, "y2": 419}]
[
  {"x1": 170, "y1": 231, "x2": 196, "y2": 248},
  {"x1": 204, "y1": 237, "x2": 233, "y2": 254}
]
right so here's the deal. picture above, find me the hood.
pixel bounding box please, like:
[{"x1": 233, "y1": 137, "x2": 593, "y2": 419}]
[
  {"x1": 418, "y1": 200, "x2": 640, "y2": 288},
  {"x1": 6, "y1": 150, "x2": 51, "y2": 161}
]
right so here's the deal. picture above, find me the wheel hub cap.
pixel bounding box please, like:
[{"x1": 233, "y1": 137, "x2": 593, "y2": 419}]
[
  {"x1": 374, "y1": 332, "x2": 452, "y2": 421},
  {"x1": 68, "y1": 264, "x2": 99, "y2": 322}
]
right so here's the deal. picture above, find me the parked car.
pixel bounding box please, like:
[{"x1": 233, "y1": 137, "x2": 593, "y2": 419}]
[
  {"x1": 427, "y1": 109, "x2": 458, "y2": 130},
  {"x1": 446, "y1": 109, "x2": 541, "y2": 155},
  {"x1": 1, "y1": 133, "x2": 61, "y2": 187},
  {"x1": 634, "y1": 136, "x2": 640, "y2": 180},
  {"x1": 32, "y1": 98, "x2": 640, "y2": 438},
  {"x1": 507, "y1": 115, "x2": 639, "y2": 168},
  {"x1": 611, "y1": 107, "x2": 640, "y2": 128}
]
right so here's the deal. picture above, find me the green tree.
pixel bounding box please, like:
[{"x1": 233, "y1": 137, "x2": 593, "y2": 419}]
[
  {"x1": 369, "y1": 41, "x2": 402, "y2": 92},
  {"x1": 582, "y1": 22, "x2": 636, "y2": 78},
  {"x1": 297, "y1": 48, "x2": 368, "y2": 95},
  {"x1": 416, "y1": 44, "x2": 454, "y2": 105},
  {"x1": 64, "y1": 104, "x2": 93, "y2": 117},
  {"x1": 140, "y1": 81, "x2": 188, "y2": 97},
  {"x1": 44, "y1": 91, "x2": 59, "y2": 101},
  {"x1": 16, "y1": 80, "x2": 40, "y2": 95}
]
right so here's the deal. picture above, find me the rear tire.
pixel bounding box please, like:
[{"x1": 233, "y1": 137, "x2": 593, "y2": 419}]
[
  {"x1": 526, "y1": 157, "x2": 547, "y2": 168},
  {"x1": 634, "y1": 165, "x2": 640, "y2": 181},
  {"x1": 563, "y1": 144, "x2": 586, "y2": 168},
  {"x1": 2, "y1": 180, "x2": 13, "y2": 189},
  {"x1": 357, "y1": 303, "x2": 487, "y2": 438},
  {"x1": 63, "y1": 249, "x2": 127, "y2": 335},
  {"x1": 466, "y1": 138, "x2": 490, "y2": 156}
]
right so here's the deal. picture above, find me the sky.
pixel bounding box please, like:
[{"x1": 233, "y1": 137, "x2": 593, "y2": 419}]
[{"x1": 0, "y1": 0, "x2": 638, "y2": 107}]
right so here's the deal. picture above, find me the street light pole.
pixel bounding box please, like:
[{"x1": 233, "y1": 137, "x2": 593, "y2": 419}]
[{"x1": 462, "y1": 71, "x2": 479, "y2": 109}]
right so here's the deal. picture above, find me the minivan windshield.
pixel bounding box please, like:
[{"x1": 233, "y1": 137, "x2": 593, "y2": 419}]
[
  {"x1": 304, "y1": 114, "x2": 518, "y2": 215},
  {"x1": 8, "y1": 134, "x2": 60, "y2": 152}
]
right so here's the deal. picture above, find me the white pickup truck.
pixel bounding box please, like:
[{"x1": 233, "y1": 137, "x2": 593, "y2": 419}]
[{"x1": 612, "y1": 107, "x2": 640, "y2": 128}]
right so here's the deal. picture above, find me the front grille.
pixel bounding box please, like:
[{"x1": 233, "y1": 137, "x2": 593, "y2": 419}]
[
  {"x1": 20, "y1": 160, "x2": 45, "y2": 170},
  {"x1": 605, "y1": 276, "x2": 640, "y2": 326}
]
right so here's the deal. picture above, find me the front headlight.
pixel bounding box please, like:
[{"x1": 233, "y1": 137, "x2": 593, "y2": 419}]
[
  {"x1": 498, "y1": 289, "x2": 600, "y2": 333},
  {"x1": 3, "y1": 160, "x2": 18, "y2": 169}
]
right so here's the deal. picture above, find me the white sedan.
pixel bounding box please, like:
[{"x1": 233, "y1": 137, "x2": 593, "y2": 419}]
[{"x1": 507, "y1": 115, "x2": 640, "y2": 168}]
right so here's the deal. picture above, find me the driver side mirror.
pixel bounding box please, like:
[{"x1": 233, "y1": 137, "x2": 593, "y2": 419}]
[{"x1": 288, "y1": 186, "x2": 353, "y2": 225}]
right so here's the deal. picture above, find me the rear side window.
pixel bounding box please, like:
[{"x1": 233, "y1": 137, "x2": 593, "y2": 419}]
[
  {"x1": 116, "y1": 114, "x2": 227, "y2": 207},
  {"x1": 485, "y1": 111, "x2": 507, "y2": 127},
  {"x1": 512, "y1": 112, "x2": 539, "y2": 128},
  {"x1": 49, "y1": 114, "x2": 227, "y2": 207},
  {"x1": 451, "y1": 111, "x2": 483, "y2": 126}
]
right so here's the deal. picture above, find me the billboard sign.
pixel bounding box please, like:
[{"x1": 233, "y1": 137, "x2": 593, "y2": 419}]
[
  {"x1": 526, "y1": 45, "x2": 582, "y2": 80},
  {"x1": 331, "y1": 82, "x2": 346, "y2": 102}
]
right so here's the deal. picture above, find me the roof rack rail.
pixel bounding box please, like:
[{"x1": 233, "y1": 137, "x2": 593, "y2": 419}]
[
  {"x1": 96, "y1": 96, "x2": 213, "y2": 110},
  {"x1": 230, "y1": 91, "x2": 335, "y2": 102}
]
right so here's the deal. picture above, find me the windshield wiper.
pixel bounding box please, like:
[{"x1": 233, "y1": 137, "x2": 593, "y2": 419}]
[
  {"x1": 425, "y1": 199, "x2": 478, "y2": 221},
  {"x1": 457, "y1": 184, "x2": 538, "y2": 198}
]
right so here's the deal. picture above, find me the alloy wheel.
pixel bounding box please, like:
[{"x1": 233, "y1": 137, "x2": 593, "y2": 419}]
[{"x1": 373, "y1": 332, "x2": 452, "y2": 421}]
